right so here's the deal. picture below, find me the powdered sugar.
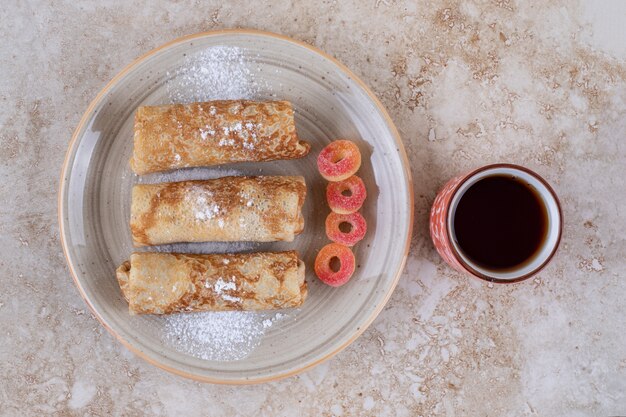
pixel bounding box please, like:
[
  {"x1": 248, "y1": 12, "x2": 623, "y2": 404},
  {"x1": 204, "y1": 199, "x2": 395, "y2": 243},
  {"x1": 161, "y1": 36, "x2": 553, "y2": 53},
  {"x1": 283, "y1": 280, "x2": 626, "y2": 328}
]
[
  {"x1": 221, "y1": 294, "x2": 242, "y2": 303},
  {"x1": 199, "y1": 126, "x2": 215, "y2": 140},
  {"x1": 190, "y1": 188, "x2": 221, "y2": 222},
  {"x1": 239, "y1": 190, "x2": 256, "y2": 208},
  {"x1": 242, "y1": 139, "x2": 255, "y2": 150},
  {"x1": 213, "y1": 278, "x2": 236, "y2": 293},
  {"x1": 166, "y1": 46, "x2": 265, "y2": 103},
  {"x1": 161, "y1": 311, "x2": 289, "y2": 361},
  {"x1": 195, "y1": 201, "x2": 220, "y2": 221},
  {"x1": 212, "y1": 120, "x2": 259, "y2": 149},
  {"x1": 218, "y1": 137, "x2": 236, "y2": 147}
]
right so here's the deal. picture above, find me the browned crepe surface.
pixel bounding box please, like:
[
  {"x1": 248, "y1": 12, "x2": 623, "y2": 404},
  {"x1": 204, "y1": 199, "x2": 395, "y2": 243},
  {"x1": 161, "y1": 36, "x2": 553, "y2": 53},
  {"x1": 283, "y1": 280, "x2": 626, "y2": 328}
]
[
  {"x1": 130, "y1": 176, "x2": 306, "y2": 247},
  {"x1": 130, "y1": 100, "x2": 310, "y2": 174},
  {"x1": 116, "y1": 251, "x2": 307, "y2": 315}
]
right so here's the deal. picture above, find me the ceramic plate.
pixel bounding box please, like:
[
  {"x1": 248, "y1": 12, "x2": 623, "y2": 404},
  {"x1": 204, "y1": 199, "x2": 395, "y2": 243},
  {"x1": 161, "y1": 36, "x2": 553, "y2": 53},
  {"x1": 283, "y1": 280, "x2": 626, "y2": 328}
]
[{"x1": 59, "y1": 29, "x2": 413, "y2": 383}]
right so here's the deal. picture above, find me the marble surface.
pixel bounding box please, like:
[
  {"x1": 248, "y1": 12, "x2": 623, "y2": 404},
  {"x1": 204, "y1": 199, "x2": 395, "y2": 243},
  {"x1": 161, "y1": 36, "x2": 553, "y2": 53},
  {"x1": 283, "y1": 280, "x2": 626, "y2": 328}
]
[{"x1": 1, "y1": 0, "x2": 625, "y2": 415}]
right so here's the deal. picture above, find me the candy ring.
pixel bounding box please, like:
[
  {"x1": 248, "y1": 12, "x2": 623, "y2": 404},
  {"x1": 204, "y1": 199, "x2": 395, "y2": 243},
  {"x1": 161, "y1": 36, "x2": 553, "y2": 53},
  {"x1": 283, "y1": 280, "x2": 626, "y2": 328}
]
[
  {"x1": 325, "y1": 212, "x2": 367, "y2": 247},
  {"x1": 326, "y1": 175, "x2": 367, "y2": 214},
  {"x1": 314, "y1": 243, "x2": 356, "y2": 287},
  {"x1": 317, "y1": 140, "x2": 362, "y2": 182}
]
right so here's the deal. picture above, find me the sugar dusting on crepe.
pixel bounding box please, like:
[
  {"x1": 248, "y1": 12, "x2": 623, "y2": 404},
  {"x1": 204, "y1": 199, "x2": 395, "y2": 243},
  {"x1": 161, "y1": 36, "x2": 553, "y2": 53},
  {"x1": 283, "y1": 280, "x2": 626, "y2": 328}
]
[{"x1": 154, "y1": 46, "x2": 288, "y2": 361}]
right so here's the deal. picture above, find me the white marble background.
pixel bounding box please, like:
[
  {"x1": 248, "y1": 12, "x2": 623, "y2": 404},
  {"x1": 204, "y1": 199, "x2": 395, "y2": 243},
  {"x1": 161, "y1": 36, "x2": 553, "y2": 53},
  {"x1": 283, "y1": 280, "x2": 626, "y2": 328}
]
[{"x1": 1, "y1": 1, "x2": 625, "y2": 416}]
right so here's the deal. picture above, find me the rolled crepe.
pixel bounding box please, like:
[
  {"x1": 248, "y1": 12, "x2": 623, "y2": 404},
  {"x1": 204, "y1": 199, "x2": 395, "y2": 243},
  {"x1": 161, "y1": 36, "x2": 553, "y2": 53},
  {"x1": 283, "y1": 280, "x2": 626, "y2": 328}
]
[
  {"x1": 116, "y1": 251, "x2": 307, "y2": 314},
  {"x1": 130, "y1": 176, "x2": 306, "y2": 247},
  {"x1": 130, "y1": 100, "x2": 311, "y2": 174}
]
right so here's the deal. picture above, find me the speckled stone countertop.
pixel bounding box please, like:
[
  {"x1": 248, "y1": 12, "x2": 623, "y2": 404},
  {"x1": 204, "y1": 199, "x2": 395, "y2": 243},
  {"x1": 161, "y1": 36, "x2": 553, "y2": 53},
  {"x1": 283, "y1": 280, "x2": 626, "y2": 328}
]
[{"x1": 1, "y1": 1, "x2": 625, "y2": 416}]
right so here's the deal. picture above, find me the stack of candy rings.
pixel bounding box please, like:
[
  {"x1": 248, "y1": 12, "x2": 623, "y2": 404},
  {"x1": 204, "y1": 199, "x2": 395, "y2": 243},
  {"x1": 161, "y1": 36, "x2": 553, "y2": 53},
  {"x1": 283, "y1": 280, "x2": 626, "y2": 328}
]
[{"x1": 315, "y1": 140, "x2": 368, "y2": 287}]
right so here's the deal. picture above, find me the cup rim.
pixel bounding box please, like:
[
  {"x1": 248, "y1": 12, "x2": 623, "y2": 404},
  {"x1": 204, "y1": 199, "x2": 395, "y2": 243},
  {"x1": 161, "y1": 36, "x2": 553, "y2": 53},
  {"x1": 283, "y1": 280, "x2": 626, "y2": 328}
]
[{"x1": 445, "y1": 163, "x2": 563, "y2": 284}]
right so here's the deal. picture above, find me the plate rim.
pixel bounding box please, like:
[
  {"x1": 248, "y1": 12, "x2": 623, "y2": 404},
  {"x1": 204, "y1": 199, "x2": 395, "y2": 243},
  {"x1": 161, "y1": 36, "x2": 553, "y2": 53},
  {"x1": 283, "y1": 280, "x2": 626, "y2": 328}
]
[{"x1": 58, "y1": 28, "x2": 414, "y2": 384}]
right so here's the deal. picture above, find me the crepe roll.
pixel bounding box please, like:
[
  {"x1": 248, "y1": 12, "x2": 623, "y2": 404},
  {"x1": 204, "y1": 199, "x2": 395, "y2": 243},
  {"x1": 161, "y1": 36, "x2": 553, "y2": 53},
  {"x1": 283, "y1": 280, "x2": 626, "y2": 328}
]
[
  {"x1": 130, "y1": 100, "x2": 311, "y2": 174},
  {"x1": 130, "y1": 176, "x2": 306, "y2": 247},
  {"x1": 116, "y1": 251, "x2": 307, "y2": 314}
]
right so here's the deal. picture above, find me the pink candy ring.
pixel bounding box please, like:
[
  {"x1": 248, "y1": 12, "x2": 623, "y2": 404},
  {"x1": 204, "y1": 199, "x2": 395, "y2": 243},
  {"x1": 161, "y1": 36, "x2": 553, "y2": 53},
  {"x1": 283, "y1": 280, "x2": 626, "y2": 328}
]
[
  {"x1": 317, "y1": 140, "x2": 362, "y2": 182},
  {"x1": 325, "y1": 212, "x2": 367, "y2": 247},
  {"x1": 314, "y1": 243, "x2": 356, "y2": 287},
  {"x1": 326, "y1": 175, "x2": 367, "y2": 214}
]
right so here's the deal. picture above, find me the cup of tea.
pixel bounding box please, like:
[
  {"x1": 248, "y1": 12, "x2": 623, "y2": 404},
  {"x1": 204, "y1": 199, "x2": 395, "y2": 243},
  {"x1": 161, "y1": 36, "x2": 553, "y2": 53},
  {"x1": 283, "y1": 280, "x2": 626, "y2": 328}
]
[{"x1": 430, "y1": 163, "x2": 562, "y2": 283}]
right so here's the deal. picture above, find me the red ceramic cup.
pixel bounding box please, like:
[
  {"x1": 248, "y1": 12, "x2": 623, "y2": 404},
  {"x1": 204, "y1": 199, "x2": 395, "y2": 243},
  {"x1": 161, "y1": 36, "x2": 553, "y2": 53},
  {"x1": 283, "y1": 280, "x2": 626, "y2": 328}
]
[{"x1": 430, "y1": 164, "x2": 562, "y2": 283}]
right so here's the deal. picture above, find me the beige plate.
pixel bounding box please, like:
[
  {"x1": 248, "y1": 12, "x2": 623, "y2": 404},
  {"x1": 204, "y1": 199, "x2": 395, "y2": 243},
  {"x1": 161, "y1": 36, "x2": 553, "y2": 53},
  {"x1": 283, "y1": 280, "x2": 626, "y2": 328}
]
[{"x1": 58, "y1": 29, "x2": 413, "y2": 384}]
